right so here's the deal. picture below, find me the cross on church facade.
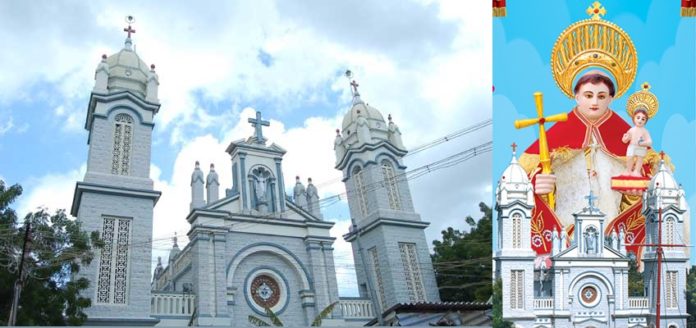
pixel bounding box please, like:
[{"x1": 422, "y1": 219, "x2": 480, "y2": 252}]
[
  {"x1": 584, "y1": 191, "x2": 597, "y2": 209},
  {"x1": 248, "y1": 111, "x2": 270, "y2": 144}
]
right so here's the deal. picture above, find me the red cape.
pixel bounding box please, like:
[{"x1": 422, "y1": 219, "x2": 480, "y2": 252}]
[
  {"x1": 523, "y1": 109, "x2": 645, "y2": 261},
  {"x1": 524, "y1": 108, "x2": 629, "y2": 156}
]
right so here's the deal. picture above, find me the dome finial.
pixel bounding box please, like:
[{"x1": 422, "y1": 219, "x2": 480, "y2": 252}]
[
  {"x1": 345, "y1": 69, "x2": 363, "y2": 105},
  {"x1": 123, "y1": 15, "x2": 136, "y2": 50}
]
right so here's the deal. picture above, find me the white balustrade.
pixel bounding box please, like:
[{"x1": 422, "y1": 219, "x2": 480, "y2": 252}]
[
  {"x1": 340, "y1": 298, "x2": 374, "y2": 319},
  {"x1": 628, "y1": 297, "x2": 648, "y2": 309},
  {"x1": 533, "y1": 298, "x2": 554, "y2": 309},
  {"x1": 151, "y1": 292, "x2": 196, "y2": 316}
]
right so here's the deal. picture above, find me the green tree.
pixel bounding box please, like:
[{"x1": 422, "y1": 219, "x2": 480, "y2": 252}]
[
  {"x1": 0, "y1": 180, "x2": 101, "y2": 325},
  {"x1": 431, "y1": 202, "x2": 492, "y2": 302},
  {"x1": 491, "y1": 278, "x2": 512, "y2": 328},
  {"x1": 687, "y1": 265, "x2": 695, "y2": 324},
  {"x1": 248, "y1": 301, "x2": 338, "y2": 326},
  {"x1": 627, "y1": 253, "x2": 644, "y2": 296}
]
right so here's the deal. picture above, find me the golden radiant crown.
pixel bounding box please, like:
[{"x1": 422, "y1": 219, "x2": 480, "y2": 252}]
[
  {"x1": 626, "y1": 82, "x2": 659, "y2": 119},
  {"x1": 551, "y1": 1, "x2": 638, "y2": 99}
]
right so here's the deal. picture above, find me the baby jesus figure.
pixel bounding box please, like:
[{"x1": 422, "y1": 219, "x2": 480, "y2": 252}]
[{"x1": 622, "y1": 107, "x2": 652, "y2": 176}]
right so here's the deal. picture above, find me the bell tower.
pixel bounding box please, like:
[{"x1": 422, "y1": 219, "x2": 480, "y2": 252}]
[
  {"x1": 70, "y1": 18, "x2": 161, "y2": 325},
  {"x1": 337, "y1": 71, "x2": 440, "y2": 315}
]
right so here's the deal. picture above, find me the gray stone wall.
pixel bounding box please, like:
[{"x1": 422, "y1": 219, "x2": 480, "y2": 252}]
[
  {"x1": 74, "y1": 191, "x2": 155, "y2": 321},
  {"x1": 84, "y1": 105, "x2": 153, "y2": 190}
]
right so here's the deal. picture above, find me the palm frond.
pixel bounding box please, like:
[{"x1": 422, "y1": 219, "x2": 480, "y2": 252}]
[
  {"x1": 311, "y1": 301, "x2": 339, "y2": 326},
  {"x1": 264, "y1": 307, "x2": 284, "y2": 326},
  {"x1": 248, "y1": 315, "x2": 271, "y2": 327}
]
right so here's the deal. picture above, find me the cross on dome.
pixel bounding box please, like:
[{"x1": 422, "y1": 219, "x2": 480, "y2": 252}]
[
  {"x1": 248, "y1": 111, "x2": 270, "y2": 144},
  {"x1": 511, "y1": 142, "x2": 517, "y2": 154},
  {"x1": 123, "y1": 16, "x2": 136, "y2": 38}
]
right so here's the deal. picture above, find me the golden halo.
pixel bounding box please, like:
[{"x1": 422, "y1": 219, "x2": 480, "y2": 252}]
[
  {"x1": 626, "y1": 82, "x2": 659, "y2": 119},
  {"x1": 551, "y1": 2, "x2": 638, "y2": 99}
]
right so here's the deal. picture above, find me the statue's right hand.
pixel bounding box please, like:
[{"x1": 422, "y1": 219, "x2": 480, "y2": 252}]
[{"x1": 534, "y1": 174, "x2": 556, "y2": 195}]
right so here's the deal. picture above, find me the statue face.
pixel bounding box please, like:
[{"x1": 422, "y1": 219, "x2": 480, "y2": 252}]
[
  {"x1": 574, "y1": 82, "x2": 613, "y2": 122},
  {"x1": 633, "y1": 111, "x2": 647, "y2": 127}
]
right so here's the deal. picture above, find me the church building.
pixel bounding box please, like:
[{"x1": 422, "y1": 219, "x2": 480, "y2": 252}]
[
  {"x1": 494, "y1": 149, "x2": 690, "y2": 328},
  {"x1": 67, "y1": 24, "x2": 476, "y2": 326}
]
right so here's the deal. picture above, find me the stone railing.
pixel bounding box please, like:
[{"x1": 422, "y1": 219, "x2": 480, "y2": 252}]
[
  {"x1": 533, "y1": 298, "x2": 554, "y2": 309},
  {"x1": 151, "y1": 292, "x2": 196, "y2": 316},
  {"x1": 628, "y1": 297, "x2": 649, "y2": 309},
  {"x1": 340, "y1": 298, "x2": 374, "y2": 319}
]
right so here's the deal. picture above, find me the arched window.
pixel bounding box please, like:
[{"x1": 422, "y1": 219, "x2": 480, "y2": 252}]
[
  {"x1": 112, "y1": 113, "x2": 134, "y2": 175},
  {"x1": 512, "y1": 213, "x2": 521, "y2": 248},
  {"x1": 510, "y1": 270, "x2": 524, "y2": 309},
  {"x1": 353, "y1": 166, "x2": 368, "y2": 217},
  {"x1": 666, "y1": 271, "x2": 678, "y2": 309},
  {"x1": 381, "y1": 160, "x2": 402, "y2": 210},
  {"x1": 665, "y1": 217, "x2": 675, "y2": 245},
  {"x1": 96, "y1": 217, "x2": 131, "y2": 304},
  {"x1": 399, "y1": 242, "x2": 426, "y2": 302}
]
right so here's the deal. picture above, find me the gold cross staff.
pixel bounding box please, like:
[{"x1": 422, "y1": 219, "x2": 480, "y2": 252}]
[{"x1": 514, "y1": 92, "x2": 568, "y2": 209}]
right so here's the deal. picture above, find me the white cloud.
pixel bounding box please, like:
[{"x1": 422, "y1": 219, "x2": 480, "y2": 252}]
[
  {"x1": 0, "y1": 116, "x2": 13, "y2": 136},
  {"x1": 16, "y1": 164, "x2": 86, "y2": 217},
  {"x1": 5, "y1": 0, "x2": 494, "y2": 296}
]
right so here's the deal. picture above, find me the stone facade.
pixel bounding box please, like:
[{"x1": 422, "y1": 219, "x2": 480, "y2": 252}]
[{"x1": 494, "y1": 154, "x2": 690, "y2": 328}]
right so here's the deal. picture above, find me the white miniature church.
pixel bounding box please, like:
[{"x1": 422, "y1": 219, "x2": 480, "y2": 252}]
[
  {"x1": 494, "y1": 149, "x2": 690, "y2": 328},
  {"x1": 69, "y1": 25, "x2": 446, "y2": 326}
]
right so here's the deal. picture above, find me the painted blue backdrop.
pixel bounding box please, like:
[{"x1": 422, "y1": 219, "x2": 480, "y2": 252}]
[{"x1": 492, "y1": 0, "x2": 696, "y2": 264}]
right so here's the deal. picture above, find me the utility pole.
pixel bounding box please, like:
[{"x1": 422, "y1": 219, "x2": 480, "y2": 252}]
[
  {"x1": 351, "y1": 219, "x2": 384, "y2": 326},
  {"x1": 7, "y1": 221, "x2": 31, "y2": 326}
]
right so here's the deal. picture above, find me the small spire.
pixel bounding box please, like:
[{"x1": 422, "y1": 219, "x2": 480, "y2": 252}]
[
  {"x1": 172, "y1": 232, "x2": 179, "y2": 248},
  {"x1": 210, "y1": 163, "x2": 215, "y2": 170},
  {"x1": 101, "y1": 54, "x2": 107, "y2": 61},
  {"x1": 150, "y1": 64, "x2": 156, "y2": 71},
  {"x1": 308, "y1": 177, "x2": 313, "y2": 184},
  {"x1": 336, "y1": 128, "x2": 340, "y2": 135},
  {"x1": 195, "y1": 161, "x2": 200, "y2": 169},
  {"x1": 388, "y1": 114, "x2": 393, "y2": 122}
]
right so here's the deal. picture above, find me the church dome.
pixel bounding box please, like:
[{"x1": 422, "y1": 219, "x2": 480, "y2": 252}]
[
  {"x1": 499, "y1": 155, "x2": 529, "y2": 185},
  {"x1": 649, "y1": 160, "x2": 678, "y2": 190},
  {"x1": 496, "y1": 151, "x2": 534, "y2": 206},
  {"x1": 105, "y1": 45, "x2": 150, "y2": 99},
  {"x1": 341, "y1": 100, "x2": 386, "y2": 133},
  {"x1": 339, "y1": 94, "x2": 391, "y2": 149}
]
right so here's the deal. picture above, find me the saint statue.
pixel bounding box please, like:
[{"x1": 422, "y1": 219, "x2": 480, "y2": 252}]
[
  {"x1": 293, "y1": 176, "x2": 307, "y2": 209},
  {"x1": 334, "y1": 129, "x2": 346, "y2": 163},
  {"x1": 255, "y1": 176, "x2": 268, "y2": 204},
  {"x1": 513, "y1": 6, "x2": 681, "y2": 259}
]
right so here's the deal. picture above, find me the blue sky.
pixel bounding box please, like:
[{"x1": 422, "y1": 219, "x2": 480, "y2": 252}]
[
  {"x1": 0, "y1": 0, "x2": 491, "y2": 296},
  {"x1": 492, "y1": 1, "x2": 696, "y2": 264}
]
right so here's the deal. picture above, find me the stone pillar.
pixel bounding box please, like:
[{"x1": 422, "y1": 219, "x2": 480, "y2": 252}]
[{"x1": 239, "y1": 153, "x2": 248, "y2": 211}]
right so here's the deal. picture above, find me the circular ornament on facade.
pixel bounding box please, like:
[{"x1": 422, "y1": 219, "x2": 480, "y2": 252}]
[
  {"x1": 244, "y1": 268, "x2": 289, "y2": 316},
  {"x1": 125, "y1": 69, "x2": 132, "y2": 76},
  {"x1": 250, "y1": 274, "x2": 281, "y2": 308},
  {"x1": 579, "y1": 285, "x2": 601, "y2": 307}
]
